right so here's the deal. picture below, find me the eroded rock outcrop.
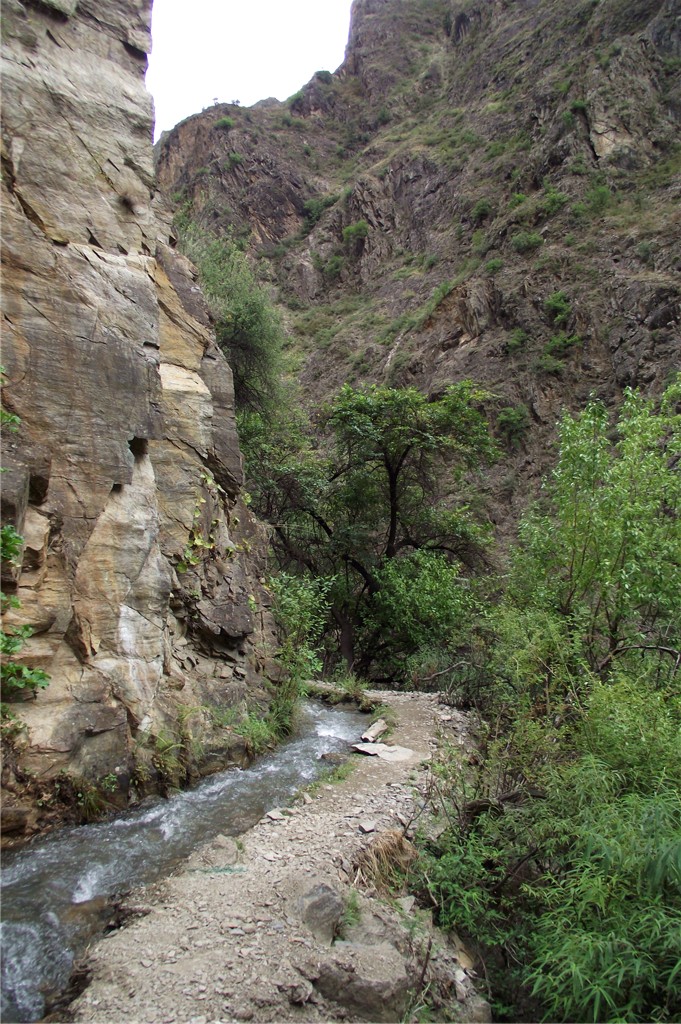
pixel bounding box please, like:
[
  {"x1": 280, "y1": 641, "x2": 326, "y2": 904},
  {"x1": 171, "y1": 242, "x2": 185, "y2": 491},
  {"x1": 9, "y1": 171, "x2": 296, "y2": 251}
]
[{"x1": 0, "y1": 0, "x2": 277, "y2": 838}]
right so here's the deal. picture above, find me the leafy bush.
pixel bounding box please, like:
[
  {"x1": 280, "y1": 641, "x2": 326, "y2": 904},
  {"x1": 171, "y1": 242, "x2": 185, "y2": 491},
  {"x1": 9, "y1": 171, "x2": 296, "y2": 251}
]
[
  {"x1": 342, "y1": 219, "x2": 370, "y2": 245},
  {"x1": 1, "y1": 402, "x2": 50, "y2": 705},
  {"x1": 544, "y1": 290, "x2": 571, "y2": 325},
  {"x1": 585, "y1": 183, "x2": 613, "y2": 213},
  {"x1": 323, "y1": 254, "x2": 345, "y2": 280},
  {"x1": 177, "y1": 225, "x2": 283, "y2": 419},
  {"x1": 269, "y1": 573, "x2": 332, "y2": 731},
  {"x1": 302, "y1": 192, "x2": 339, "y2": 233},
  {"x1": 511, "y1": 230, "x2": 543, "y2": 253},
  {"x1": 497, "y1": 404, "x2": 530, "y2": 448},
  {"x1": 415, "y1": 379, "x2": 681, "y2": 1022},
  {"x1": 541, "y1": 187, "x2": 569, "y2": 216},
  {"x1": 506, "y1": 327, "x2": 528, "y2": 353},
  {"x1": 536, "y1": 351, "x2": 567, "y2": 375},
  {"x1": 484, "y1": 257, "x2": 503, "y2": 275},
  {"x1": 364, "y1": 551, "x2": 478, "y2": 674},
  {"x1": 314, "y1": 70, "x2": 333, "y2": 84},
  {"x1": 214, "y1": 116, "x2": 234, "y2": 130},
  {"x1": 544, "y1": 331, "x2": 581, "y2": 357},
  {"x1": 472, "y1": 198, "x2": 492, "y2": 224}
]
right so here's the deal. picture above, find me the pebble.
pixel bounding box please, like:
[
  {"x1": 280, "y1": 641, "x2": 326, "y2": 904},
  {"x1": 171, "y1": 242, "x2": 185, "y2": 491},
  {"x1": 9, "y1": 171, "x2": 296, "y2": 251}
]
[{"x1": 358, "y1": 820, "x2": 376, "y2": 833}]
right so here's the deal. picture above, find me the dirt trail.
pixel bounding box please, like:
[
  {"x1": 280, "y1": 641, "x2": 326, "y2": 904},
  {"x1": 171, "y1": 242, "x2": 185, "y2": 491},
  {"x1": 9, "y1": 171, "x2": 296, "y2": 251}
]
[{"x1": 71, "y1": 692, "x2": 489, "y2": 1024}]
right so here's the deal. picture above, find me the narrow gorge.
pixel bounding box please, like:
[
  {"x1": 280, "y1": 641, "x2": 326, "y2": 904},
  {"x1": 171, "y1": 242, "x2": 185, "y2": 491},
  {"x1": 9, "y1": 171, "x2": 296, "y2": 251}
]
[{"x1": 1, "y1": 0, "x2": 680, "y2": 1022}]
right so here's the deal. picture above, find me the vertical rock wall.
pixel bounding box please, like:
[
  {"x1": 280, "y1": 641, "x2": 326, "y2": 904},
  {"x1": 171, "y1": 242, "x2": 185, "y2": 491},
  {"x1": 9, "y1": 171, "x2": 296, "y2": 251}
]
[{"x1": 1, "y1": 0, "x2": 277, "y2": 836}]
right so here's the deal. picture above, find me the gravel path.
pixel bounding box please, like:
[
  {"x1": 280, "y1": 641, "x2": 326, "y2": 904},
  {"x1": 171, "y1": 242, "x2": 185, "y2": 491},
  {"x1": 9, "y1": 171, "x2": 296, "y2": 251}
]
[{"x1": 71, "y1": 692, "x2": 488, "y2": 1024}]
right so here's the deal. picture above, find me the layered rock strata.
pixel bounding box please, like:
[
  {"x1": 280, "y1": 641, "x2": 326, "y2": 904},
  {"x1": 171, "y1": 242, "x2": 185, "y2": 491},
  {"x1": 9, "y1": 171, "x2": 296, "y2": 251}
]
[{"x1": 1, "y1": 0, "x2": 277, "y2": 839}]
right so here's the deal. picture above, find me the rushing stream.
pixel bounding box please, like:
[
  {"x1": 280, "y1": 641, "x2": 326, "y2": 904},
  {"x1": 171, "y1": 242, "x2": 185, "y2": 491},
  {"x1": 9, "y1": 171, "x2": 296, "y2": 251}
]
[{"x1": 1, "y1": 700, "x2": 366, "y2": 1022}]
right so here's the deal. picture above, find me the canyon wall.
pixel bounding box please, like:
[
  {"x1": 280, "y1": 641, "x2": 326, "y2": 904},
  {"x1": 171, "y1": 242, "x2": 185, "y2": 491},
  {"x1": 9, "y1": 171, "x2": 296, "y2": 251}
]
[{"x1": 1, "y1": 0, "x2": 277, "y2": 838}]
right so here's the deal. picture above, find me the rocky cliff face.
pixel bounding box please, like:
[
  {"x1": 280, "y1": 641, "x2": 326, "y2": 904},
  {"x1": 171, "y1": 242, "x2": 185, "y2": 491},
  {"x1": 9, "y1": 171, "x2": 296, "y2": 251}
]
[
  {"x1": 156, "y1": 0, "x2": 680, "y2": 529},
  {"x1": 1, "y1": 0, "x2": 278, "y2": 840}
]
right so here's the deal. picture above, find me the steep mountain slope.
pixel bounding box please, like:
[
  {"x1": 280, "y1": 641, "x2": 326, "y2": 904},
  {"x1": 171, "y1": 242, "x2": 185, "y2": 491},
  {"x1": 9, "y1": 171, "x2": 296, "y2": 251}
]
[
  {"x1": 157, "y1": 0, "x2": 680, "y2": 525},
  {"x1": 1, "y1": 0, "x2": 278, "y2": 840}
]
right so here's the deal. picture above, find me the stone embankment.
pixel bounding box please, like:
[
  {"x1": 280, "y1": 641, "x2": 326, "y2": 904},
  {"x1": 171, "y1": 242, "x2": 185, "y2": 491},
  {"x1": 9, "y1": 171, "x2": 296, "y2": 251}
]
[{"x1": 72, "y1": 692, "x2": 491, "y2": 1024}]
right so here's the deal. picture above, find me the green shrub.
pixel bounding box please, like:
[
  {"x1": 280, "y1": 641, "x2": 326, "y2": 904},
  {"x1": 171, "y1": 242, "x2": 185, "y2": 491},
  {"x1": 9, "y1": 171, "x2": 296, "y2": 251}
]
[
  {"x1": 227, "y1": 151, "x2": 244, "y2": 168},
  {"x1": 302, "y1": 193, "x2": 339, "y2": 232},
  {"x1": 314, "y1": 70, "x2": 333, "y2": 84},
  {"x1": 506, "y1": 328, "x2": 528, "y2": 353},
  {"x1": 364, "y1": 550, "x2": 479, "y2": 676},
  {"x1": 214, "y1": 116, "x2": 234, "y2": 130},
  {"x1": 509, "y1": 192, "x2": 527, "y2": 208},
  {"x1": 511, "y1": 230, "x2": 543, "y2": 253},
  {"x1": 233, "y1": 713, "x2": 276, "y2": 755},
  {"x1": 536, "y1": 351, "x2": 566, "y2": 375},
  {"x1": 0, "y1": 416, "x2": 50, "y2": 703},
  {"x1": 269, "y1": 573, "x2": 333, "y2": 732},
  {"x1": 177, "y1": 225, "x2": 283, "y2": 419},
  {"x1": 570, "y1": 98, "x2": 588, "y2": 113},
  {"x1": 497, "y1": 404, "x2": 530, "y2": 448},
  {"x1": 484, "y1": 258, "x2": 503, "y2": 275},
  {"x1": 585, "y1": 183, "x2": 613, "y2": 212},
  {"x1": 342, "y1": 219, "x2": 370, "y2": 245},
  {"x1": 472, "y1": 198, "x2": 492, "y2": 224},
  {"x1": 541, "y1": 187, "x2": 569, "y2": 216},
  {"x1": 544, "y1": 290, "x2": 571, "y2": 325},
  {"x1": 544, "y1": 331, "x2": 581, "y2": 357},
  {"x1": 636, "y1": 240, "x2": 654, "y2": 264},
  {"x1": 485, "y1": 140, "x2": 507, "y2": 159},
  {"x1": 416, "y1": 380, "x2": 681, "y2": 1022},
  {"x1": 323, "y1": 254, "x2": 345, "y2": 280}
]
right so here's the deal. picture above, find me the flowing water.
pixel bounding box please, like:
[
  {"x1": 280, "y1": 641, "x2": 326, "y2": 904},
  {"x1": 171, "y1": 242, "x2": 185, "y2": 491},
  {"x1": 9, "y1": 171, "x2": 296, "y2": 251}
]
[{"x1": 1, "y1": 700, "x2": 366, "y2": 1022}]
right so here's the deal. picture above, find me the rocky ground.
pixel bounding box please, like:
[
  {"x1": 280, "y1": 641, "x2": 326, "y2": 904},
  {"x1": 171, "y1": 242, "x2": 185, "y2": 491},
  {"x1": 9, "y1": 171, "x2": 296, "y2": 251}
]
[{"x1": 69, "y1": 692, "x2": 491, "y2": 1024}]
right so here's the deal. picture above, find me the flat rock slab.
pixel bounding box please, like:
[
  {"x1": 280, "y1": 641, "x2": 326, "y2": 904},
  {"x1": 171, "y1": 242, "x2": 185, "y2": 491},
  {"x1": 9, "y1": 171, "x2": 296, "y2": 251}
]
[{"x1": 352, "y1": 742, "x2": 414, "y2": 762}]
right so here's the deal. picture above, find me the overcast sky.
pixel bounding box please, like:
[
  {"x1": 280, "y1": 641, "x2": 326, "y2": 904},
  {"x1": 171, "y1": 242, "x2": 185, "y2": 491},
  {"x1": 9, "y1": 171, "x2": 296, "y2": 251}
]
[{"x1": 146, "y1": 0, "x2": 355, "y2": 139}]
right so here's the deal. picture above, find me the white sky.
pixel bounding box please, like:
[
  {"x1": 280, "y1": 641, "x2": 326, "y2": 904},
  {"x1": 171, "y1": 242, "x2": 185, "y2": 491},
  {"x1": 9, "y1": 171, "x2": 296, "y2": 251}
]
[{"x1": 146, "y1": 0, "x2": 355, "y2": 139}]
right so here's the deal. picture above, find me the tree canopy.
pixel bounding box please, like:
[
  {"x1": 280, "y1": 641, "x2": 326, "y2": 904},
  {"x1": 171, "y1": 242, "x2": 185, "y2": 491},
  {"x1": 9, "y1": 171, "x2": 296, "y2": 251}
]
[{"x1": 242, "y1": 381, "x2": 497, "y2": 674}]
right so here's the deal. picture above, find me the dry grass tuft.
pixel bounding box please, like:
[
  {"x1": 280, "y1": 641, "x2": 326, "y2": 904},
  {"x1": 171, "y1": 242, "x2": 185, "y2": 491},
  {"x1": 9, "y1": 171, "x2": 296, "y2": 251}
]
[{"x1": 352, "y1": 828, "x2": 417, "y2": 892}]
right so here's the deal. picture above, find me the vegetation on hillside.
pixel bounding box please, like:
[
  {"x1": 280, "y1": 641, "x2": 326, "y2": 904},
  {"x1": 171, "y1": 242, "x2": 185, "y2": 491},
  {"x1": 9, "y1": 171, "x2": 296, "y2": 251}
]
[
  {"x1": 416, "y1": 378, "x2": 681, "y2": 1022},
  {"x1": 178, "y1": 222, "x2": 283, "y2": 421}
]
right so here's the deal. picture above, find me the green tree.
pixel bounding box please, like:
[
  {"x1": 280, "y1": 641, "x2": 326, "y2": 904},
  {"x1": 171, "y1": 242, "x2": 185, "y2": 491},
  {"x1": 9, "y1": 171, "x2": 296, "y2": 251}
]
[
  {"x1": 259, "y1": 382, "x2": 497, "y2": 674},
  {"x1": 511, "y1": 383, "x2": 681, "y2": 680}
]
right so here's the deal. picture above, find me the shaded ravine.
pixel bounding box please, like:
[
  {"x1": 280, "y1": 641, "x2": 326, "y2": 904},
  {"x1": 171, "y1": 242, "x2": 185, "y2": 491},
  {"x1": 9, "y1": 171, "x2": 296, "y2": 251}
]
[{"x1": 1, "y1": 701, "x2": 366, "y2": 1023}]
